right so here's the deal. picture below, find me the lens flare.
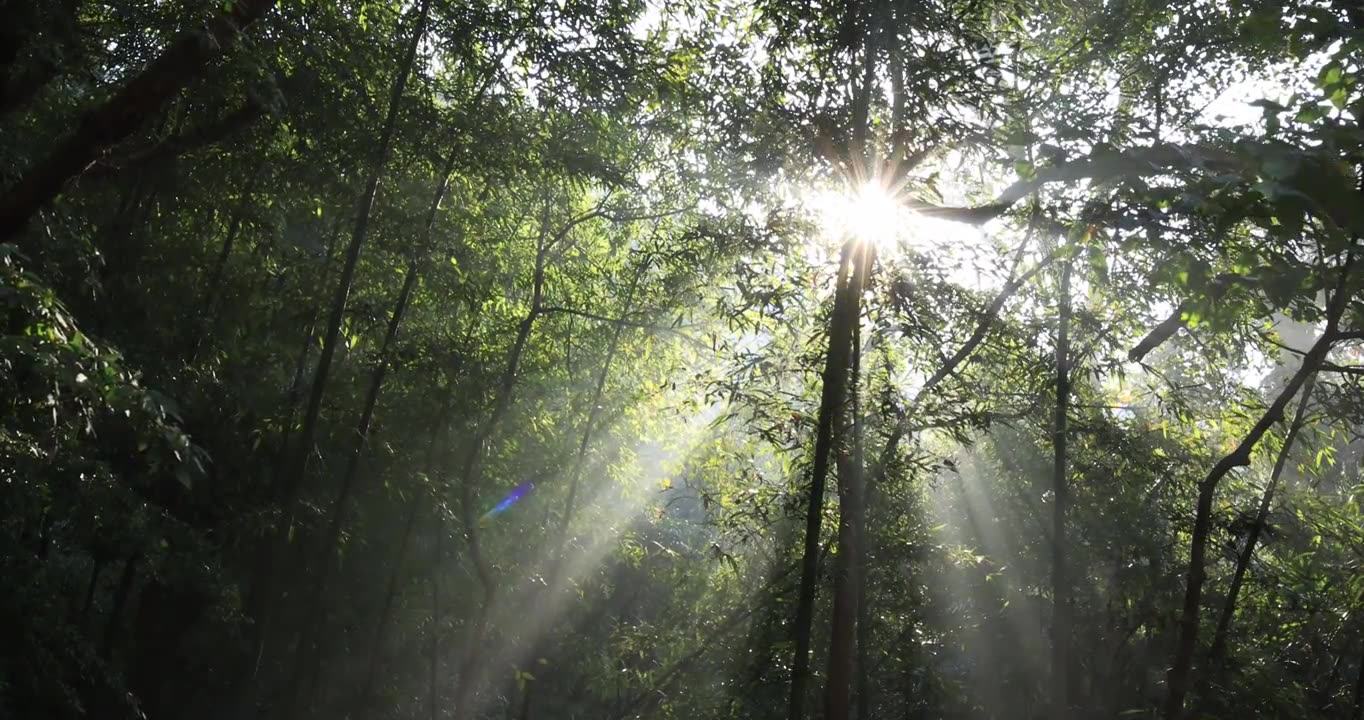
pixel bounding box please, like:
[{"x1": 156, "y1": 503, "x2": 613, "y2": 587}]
[
  {"x1": 810, "y1": 181, "x2": 903, "y2": 248},
  {"x1": 480, "y1": 482, "x2": 535, "y2": 526},
  {"x1": 846, "y1": 183, "x2": 901, "y2": 246}
]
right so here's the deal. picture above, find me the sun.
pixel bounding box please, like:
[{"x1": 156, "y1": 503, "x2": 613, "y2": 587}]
[
  {"x1": 847, "y1": 183, "x2": 903, "y2": 245},
  {"x1": 805, "y1": 179, "x2": 1004, "y2": 291},
  {"x1": 811, "y1": 182, "x2": 904, "y2": 248}
]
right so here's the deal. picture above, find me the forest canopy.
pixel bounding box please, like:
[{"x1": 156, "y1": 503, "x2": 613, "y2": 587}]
[{"x1": 2, "y1": 0, "x2": 1363, "y2": 719}]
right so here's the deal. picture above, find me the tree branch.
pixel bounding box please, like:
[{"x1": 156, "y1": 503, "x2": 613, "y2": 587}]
[
  {"x1": 1320, "y1": 362, "x2": 1364, "y2": 376},
  {"x1": 905, "y1": 143, "x2": 1245, "y2": 226},
  {"x1": 0, "y1": 0, "x2": 282, "y2": 243},
  {"x1": 537, "y1": 305, "x2": 706, "y2": 347},
  {"x1": 866, "y1": 224, "x2": 1054, "y2": 485},
  {"x1": 1127, "y1": 274, "x2": 1253, "y2": 362},
  {"x1": 86, "y1": 98, "x2": 268, "y2": 178}
]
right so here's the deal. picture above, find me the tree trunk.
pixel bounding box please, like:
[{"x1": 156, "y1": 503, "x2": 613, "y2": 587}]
[
  {"x1": 99, "y1": 552, "x2": 140, "y2": 660},
  {"x1": 347, "y1": 69, "x2": 486, "y2": 711},
  {"x1": 201, "y1": 165, "x2": 262, "y2": 313},
  {"x1": 243, "y1": 0, "x2": 430, "y2": 707},
  {"x1": 452, "y1": 211, "x2": 553, "y2": 718},
  {"x1": 613, "y1": 562, "x2": 807, "y2": 720},
  {"x1": 1051, "y1": 253, "x2": 1072, "y2": 720},
  {"x1": 285, "y1": 257, "x2": 420, "y2": 716},
  {"x1": 79, "y1": 556, "x2": 105, "y2": 629},
  {"x1": 431, "y1": 501, "x2": 444, "y2": 720},
  {"x1": 0, "y1": 0, "x2": 280, "y2": 242},
  {"x1": 519, "y1": 682, "x2": 533, "y2": 720},
  {"x1": 824, "y1": 437, "x2": 863, "y2": 720},
  {"x1": 788, "y1": 238, "x2": 863, "y2": 720},
  {"x1": 129, "y1": 578, "x2": 205, "y2": 720},
  {"x1": 89, "y1": 177, "x2": 153, "y2": 313},
  {"x1": 489, "y1": 261, "x2": 644, "y2": 705},
  {"x1": 824, "y1": 243, "x2": 871, "y2": 720},
  {"x1": 237, "y1": 220, "x2": 339, "y2": 689},
  {"x1": 275, "y1": 219, "x2": 344, "y2": 458},
  {"x1": 287, "y1": 134, "x2": 463, "y2": 692},
  {"x1": 1207, "y1": 373, "x2": 1318, "y2": 666},
  {"x1": 854, "y1": 321, "x2": 871, "y2": 720},
  {"x1": 189, "y1": 161, "x2": 265, "y2": 359},
  {"x1": 275, "y1": 0, "x2": 429, "y2": 564},
  {"x1": 867, "y1": 237, "x2": 1050, "y2": 485},
  {"x1": 547, "y1": 264, "x2": 643, "y2": 588},
  {"x1": 1352, "y1": 640, "x2": 1364, "y2": 720},
  {"x1": 1164, "y1": 257, "x2": 1355, "y2": 719},
  {"x1": 1318, "y1": 638, "x2": 1350, "y2": 712},
  {"x1": 362, "y1": 391, "x2": 456, "y2": 707}
]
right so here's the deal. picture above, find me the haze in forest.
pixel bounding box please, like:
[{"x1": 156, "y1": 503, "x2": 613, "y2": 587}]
[{"x1": 2, "y1": 1, "x2": 1363, "y2": 720}]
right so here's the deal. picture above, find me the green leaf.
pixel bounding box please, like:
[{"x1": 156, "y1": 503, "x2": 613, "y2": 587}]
[
  {"x1": 1294, "y1": 103, "x2": 1327, "y2": 124},
  {"x1": 1317, "y1": 62, "x2": 1343, "y2": 89}
]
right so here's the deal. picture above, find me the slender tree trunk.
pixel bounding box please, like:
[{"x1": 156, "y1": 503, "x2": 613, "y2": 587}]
[
  {"x1": 285, "y1": 258, "x2": 420, "y2": 716},
  {"x1": 0, "y1": 0, "x2": 280, "y2": 242},
  {"x1": 99, "y1": 552, "x2": 140, "y2": 660},
  {"x1": 201, "y1": 174, "x2": 257, "y2": 312},
  {"x1": 1352, "y1": 640, "x2": 1364, "y2": 720},
  {"x1": 281, "y1": 141, "x2": 468, "y2": 689},
  {"x1": 202, "y1": 165, "x2": 262, "y2": 312},
  {"x1": 1318, "y1": 638, "x2": 1350, "y2": 711},
  {"x1": 823, "y1": 427, "x2": 862, "y2": 720},
  {"x1": 289, "y1": 175, "x2": 455, "y2": 635},
  {"x1": 238, "y1": 220, "x2": 339, "y2": 689},
  {"x1": 1207, "y1": 373, "x2": 1318, "y2": 666},
  {"x1": 614, "y1": 562, "x2": 807, "y2": 720},
  {"x1": 189, "y1": 162, "x2": 264, "y2": 359},
  {"x1": 362, "y1": 391, "x2": 456, "y2": 707},
  {"x1": 275, "y1": 219, "x2": 344, "y2": 455},
  {"x1": 275, "y1": 0, "x2": 430, "y2": 564},
  {"x1": 242, "y1": 1, "x2": 430, "y2": 709},
  {"x1": 362, "y1": 487, "x2": 425, "y2": 701},
  {"x1": 519, "y1": 683, "x2": 533, "y2": 720},
  {"x1": 1051, "y1": 253, "x2": 1072, "y2": 720},
  {"x1": 431, "y1": 502, "x2": 444, "y2": 720},
  {"x1": 824, "y1": 243, "x2": 871, "y2": 720},
  {"x1": 79, "y1": 557, "x2": 104, "y2": 629},
  {"x1": 1164, "y1": 257, "x2": 1355, "y2": 719},
  {"x1": 452, "y1": 216, "x2": 552, "y2": 718},
  {"x1": 546, "y1": 264, "x2": 643, "y2": 588},
  {"x1": 487, "y1": 262, "x2": 644, "y2": 705},
  {"x1": 788, "y1": 239, "x2": 862, "y2": 720},
  {"x1": 88, "y1": 177, "x2": 154, "y2": 322},
  {"x1": 856, "y1": 568, "x2": 872, "y2": 720},
  {"x1": 424, "y1": 322, "x2": 481, "y2": 720},
  {"x1": 854, "y1": 322, "x2": 871, "y2": 720},
  {"x1": 339, "y1": 84, "x2": 483, "y2": 714}
]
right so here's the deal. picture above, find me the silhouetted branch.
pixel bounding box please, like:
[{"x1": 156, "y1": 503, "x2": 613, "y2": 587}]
[
  {"x1": 0, "y1": 0, "x2": 281, "y2": 242},
  {"x1": 906, "y1": 144, "x2": 1256, "y2": 227},
  {"x1": 86, "y1": 99, "x2": 268, "y2": 178}
]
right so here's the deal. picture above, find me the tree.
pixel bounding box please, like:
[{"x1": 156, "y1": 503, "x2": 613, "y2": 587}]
[{"x1": 4, "y1": 1, "x2": 1364, "y2": 720}]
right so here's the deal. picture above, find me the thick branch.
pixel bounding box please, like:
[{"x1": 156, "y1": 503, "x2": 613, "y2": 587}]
[
  {"x1": 1128, "y1": 274, "x2": 1252, "y2": 362},
  {"x1": 0, "y1": 0, "x2": 281, "y2": 242},
  {"x1": 1164, "y1": 253, "x2": 1356, "y2": 719},
  {"x1": 87, "y1": 99, "x2": 267, "y2": 178},
  {"x1": 906, "y1": 144, "x2": 1244, "y2": 226}
]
